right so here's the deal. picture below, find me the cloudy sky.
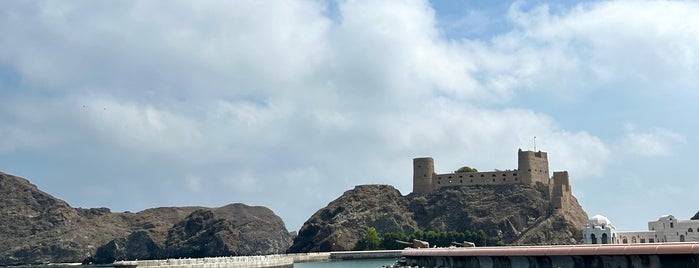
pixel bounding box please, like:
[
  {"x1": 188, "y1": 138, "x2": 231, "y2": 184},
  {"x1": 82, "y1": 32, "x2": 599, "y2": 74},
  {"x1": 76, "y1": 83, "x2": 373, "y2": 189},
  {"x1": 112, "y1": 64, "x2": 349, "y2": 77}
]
[{"x1": 1, "y1": 0, "x2": 698, "y2": 232}]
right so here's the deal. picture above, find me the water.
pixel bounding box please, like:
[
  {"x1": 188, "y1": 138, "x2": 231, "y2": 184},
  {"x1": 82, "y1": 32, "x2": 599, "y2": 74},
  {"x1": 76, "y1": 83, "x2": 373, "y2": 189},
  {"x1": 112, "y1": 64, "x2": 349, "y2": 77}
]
[{"x1": 293, "y1": 258, "x2": 396, "y2": 268}]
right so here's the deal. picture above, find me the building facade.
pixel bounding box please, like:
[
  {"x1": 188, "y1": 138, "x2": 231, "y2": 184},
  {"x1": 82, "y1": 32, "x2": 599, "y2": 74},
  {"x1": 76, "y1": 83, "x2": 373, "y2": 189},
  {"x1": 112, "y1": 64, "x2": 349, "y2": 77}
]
[{"x1": 584, "y1": 214, "x2": 699, "y2": 244}]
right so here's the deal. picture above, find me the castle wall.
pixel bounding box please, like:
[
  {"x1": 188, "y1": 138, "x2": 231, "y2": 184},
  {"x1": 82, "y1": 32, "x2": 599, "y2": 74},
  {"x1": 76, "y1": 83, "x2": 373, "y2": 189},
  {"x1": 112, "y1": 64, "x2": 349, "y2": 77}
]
[
  {"x1": 551, "y1": 171, "x2": 571, "y2": 210},
  {"x1": 433, "y1": 170, "x2": 521, "y2": 189}
]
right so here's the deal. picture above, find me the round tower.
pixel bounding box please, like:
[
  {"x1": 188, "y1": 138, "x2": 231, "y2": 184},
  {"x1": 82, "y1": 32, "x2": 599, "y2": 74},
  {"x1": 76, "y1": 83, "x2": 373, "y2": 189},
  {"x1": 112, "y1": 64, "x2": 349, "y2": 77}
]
[{"x1": 413, "y1": 157, "x2": 434, "y2": 194}]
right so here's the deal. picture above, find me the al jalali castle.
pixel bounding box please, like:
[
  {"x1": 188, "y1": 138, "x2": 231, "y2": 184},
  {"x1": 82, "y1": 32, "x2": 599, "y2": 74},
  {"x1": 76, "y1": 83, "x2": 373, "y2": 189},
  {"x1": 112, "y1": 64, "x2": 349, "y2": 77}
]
[
  {"x1": 412, "y1": 149, "x2": 573, "y2": 211},
  {"x1": 410, "y1": 148, "x2": 699, "y2": 245}
]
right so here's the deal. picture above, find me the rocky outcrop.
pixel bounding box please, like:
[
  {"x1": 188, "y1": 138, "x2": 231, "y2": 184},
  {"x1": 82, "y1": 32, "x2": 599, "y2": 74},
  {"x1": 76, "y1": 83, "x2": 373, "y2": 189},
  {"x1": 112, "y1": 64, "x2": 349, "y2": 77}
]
[
  {"x1": 288, "y1": 183, "x2": 588, "y2": 252},
  {"x1": 162, "y1": 204, "x2": 292, "y2": 259},
  {"x1": 0, "y1": 172, "x2": 292, "y2": 266},
  {"x1": 288, "y1": 185, "x2": 418, "y2": 252},
  {"x1": 86, "y1": 231, "x2": 163, "y2": 264}
]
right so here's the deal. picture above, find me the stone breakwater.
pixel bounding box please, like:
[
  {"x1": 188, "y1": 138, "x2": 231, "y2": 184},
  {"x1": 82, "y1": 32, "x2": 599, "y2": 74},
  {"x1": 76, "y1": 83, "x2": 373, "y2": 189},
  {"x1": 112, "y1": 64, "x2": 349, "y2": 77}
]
[
  {"x1": 112, "y1": 251, "x2": 401, "y2": 268},
  {"x1": 114, "y1": 256, "x2": 295, "y2": 268}
]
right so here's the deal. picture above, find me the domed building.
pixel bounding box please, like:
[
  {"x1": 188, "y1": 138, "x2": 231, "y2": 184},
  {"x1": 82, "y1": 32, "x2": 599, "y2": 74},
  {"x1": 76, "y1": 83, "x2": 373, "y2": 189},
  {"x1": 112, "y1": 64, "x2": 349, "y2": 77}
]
[
  {"x1": 583, "y1": 215, "x2": 616, "y2": 244},
  {"x1": 584, "y1": 214, "x2": 699, "y2": 244}
]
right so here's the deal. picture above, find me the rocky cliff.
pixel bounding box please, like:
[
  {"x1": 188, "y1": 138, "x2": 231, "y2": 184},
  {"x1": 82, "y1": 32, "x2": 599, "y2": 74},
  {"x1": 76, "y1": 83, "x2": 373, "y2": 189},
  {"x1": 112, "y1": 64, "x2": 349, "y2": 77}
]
[
  {"x1": 288, "y1": 183, "x2": 588, "y2": 252},
  {"x1": 0, "y1": 172, "x2": 292, "y2": 266}
]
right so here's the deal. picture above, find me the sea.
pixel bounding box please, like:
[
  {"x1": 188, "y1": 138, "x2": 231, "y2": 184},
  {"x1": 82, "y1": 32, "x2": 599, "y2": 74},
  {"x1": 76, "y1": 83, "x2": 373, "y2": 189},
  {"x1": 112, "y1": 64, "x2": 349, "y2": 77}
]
[{"x1": 293, "y1": 258, "x2": 396, "y2": 267}]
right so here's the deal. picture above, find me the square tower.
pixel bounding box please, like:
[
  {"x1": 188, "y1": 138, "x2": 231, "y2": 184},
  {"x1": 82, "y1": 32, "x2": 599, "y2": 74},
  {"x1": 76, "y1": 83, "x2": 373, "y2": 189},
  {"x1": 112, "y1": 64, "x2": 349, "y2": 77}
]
[{"x1": 517, "y1": 149, "x2": 549, "y2": 184}]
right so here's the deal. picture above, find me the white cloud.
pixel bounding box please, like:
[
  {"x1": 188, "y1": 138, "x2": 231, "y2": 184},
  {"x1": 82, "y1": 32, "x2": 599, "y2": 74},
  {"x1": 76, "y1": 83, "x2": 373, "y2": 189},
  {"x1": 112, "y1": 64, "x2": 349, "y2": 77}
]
[
  {"x1": 501, "y1": 0, "x2": 699, "y2": 95},
  {"x1": 617, "y1": 124, "x2": 685, "y2": 157},
  {"x1": 75, "y1": 96, "x2": 202, "y2": 154}
]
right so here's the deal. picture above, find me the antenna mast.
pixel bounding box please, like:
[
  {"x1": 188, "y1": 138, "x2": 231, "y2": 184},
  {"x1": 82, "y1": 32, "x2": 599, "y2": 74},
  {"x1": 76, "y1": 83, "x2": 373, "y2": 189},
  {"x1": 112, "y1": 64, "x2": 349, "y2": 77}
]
[{"x1": 533, "y1": 136, "x2": 537, "y2": 151}]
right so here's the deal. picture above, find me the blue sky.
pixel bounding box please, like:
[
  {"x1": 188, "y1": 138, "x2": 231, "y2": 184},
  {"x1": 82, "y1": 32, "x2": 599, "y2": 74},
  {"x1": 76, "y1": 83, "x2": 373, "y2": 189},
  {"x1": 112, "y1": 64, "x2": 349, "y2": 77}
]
[{"x1": 1, "y1": 0, "x2": 698, "y2": 233}]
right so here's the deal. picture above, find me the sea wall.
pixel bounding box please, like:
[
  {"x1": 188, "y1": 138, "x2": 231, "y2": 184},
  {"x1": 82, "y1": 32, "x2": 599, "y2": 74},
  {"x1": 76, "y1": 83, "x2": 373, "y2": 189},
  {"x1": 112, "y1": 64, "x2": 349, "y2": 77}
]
[
  {"x1": 114, "y1": 255, "x2": 293, "y2": 268},
  {"x1": 287, "y1": 252, "x2": 331, "y2": 263},
  {"x1": 330, "y1": 250, "x2": 402, "y2": 260}
]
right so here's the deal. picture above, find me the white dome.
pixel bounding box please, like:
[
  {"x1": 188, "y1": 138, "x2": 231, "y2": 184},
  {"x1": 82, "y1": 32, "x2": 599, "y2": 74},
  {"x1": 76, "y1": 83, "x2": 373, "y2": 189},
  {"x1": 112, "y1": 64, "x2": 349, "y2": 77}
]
[{"x1": 587, "y1": 215, "x2": 615, "y2": 230}]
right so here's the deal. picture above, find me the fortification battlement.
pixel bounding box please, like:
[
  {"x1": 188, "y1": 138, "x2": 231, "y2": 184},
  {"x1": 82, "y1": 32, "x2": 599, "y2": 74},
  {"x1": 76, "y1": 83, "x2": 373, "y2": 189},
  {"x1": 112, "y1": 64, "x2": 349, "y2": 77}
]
[{"x1": 412, "y1": 149, "x2": 572, "y2": 210}]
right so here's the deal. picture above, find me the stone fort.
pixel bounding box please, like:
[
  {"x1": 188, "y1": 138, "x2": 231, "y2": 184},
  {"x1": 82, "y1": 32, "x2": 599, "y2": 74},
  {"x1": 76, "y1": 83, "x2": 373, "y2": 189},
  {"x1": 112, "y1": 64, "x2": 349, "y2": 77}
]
[{"x1": 412, "y1": 149, "x2": 572, "y2": 210}]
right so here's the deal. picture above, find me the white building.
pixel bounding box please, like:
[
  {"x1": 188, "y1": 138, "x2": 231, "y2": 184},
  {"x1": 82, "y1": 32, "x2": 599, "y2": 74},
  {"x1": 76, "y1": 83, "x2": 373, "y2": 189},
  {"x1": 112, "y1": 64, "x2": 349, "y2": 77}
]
[{"x1": 583, "y1": 214, "x2": 699, "y2": 244}]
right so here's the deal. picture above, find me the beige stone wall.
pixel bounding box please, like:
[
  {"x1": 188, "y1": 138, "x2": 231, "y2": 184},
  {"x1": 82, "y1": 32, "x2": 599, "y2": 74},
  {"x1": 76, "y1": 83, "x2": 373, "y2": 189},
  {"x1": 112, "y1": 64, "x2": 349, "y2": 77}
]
[
  {"x1": 433, "y1": 170, "x2": 521, "y2": 189},
  {"x1": 551, "y1": 171, "x2": 571, "y2": 210}
]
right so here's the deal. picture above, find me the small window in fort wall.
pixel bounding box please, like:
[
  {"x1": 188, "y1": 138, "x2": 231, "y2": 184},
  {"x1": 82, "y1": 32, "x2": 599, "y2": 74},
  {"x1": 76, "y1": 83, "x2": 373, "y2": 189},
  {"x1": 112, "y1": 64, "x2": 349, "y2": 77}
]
[
  {"x1": 437, "y1": 181, "x2": 441, "y2": 184},
  {"x1": 470, "y1": 179, "x2": 473, "y2": 183},
  {"x1": 649, "y1": 238, "x2": 655, "y2": 243},
  {"x1": 460, "y1": 180, "x2": 463, "y2": 183},
  {"x1": 502, "y1": 178, "x2": 506, "y2": 181},
  {"x1": 514, "y1": 177, "x2": 518, "y2": 181},
  {"x1": 469, "y1": 175, "x2": 474, "y2": 178},
  {"x1": 640, "y1": 238, "x2": 646, "y2": 243},
  {"x1": 671, "y1": 222, "x2": 674, "y2": 228},
  {"x1": 492, "y1": 174, "x2": 496, "y2": 177},
  {"x1": 459, "y1": 175, "x2": 463, "y2": 178},
  {"x1": 528, "y1": 169, "x2": 531, "y2": 171},
  {"x1": 689, "y1": 228, "x2": 694, "y2": 232},
  {"x1": 480, "y1": 174, "x2": 484, "y2": 177},
  {"x1": 492, "y1": 179, "x2": 495, "y2": 182},
  {"x1": 513, "y1": 173, "x2": 517, "y2": 176}
]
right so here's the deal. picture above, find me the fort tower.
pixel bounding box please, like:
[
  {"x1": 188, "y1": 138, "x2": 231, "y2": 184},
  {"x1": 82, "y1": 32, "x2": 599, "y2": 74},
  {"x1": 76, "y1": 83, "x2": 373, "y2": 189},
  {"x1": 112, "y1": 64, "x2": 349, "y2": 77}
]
[
  {"x1": 517, "y1": 149, "x2": 549, "y2": 184},
  {"x1": 413, "y1": 157, "x2": 435, "y2": 194}
]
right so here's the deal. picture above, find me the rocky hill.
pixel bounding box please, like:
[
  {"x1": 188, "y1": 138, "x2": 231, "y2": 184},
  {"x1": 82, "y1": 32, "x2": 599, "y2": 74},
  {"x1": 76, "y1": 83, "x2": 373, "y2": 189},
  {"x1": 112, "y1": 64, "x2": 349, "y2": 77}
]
[
  {"x1": 0, "y1": 172, "x2": 292, "y2": 266},
  {"x1": 288, "y1": 183, "x2": 588, "y2": 252}
]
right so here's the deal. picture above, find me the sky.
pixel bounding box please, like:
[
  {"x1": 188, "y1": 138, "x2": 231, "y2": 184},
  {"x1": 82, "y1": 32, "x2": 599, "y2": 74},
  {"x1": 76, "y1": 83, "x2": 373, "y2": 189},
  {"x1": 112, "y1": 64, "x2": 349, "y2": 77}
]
[{"x1": 1, "y1": 0, "x2": 698, "y2": 233}]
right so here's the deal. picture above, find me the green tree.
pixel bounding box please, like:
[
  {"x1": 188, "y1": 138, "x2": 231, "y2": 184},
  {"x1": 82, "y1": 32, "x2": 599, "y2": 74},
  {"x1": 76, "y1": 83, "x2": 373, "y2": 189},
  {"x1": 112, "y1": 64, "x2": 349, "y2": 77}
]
[
  {"x1": 380, "y1": 232, "x2": 409, "y2": 249},
  {"x1": 455, "y1": 166, "x2": 478, "y2": 173},
  {"x1": 355, "y1": 227, "x2": 381, "y2": 250}
]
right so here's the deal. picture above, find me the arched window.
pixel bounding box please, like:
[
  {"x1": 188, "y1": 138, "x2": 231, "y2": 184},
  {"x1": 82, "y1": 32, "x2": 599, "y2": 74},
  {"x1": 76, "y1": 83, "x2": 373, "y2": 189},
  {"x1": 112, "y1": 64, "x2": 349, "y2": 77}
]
[
  {"x1": 681, "y1": 235, "x2": 686, "y2": 242},
  {"x1": 689, "y1": 228, "x2": 694, "y2": 233},
  {"x1": 631, "y1": 237, "x2": 637, "y2": 243},
  {"x1": 591, "y1": 234, "x2": 597, "y2": 244},
  {"x1": 602, "y1": 233, "x2": 608, "y2": 244},
  {"x1": 622, "y1": 237, "x2": 628, "y2": 244}
]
